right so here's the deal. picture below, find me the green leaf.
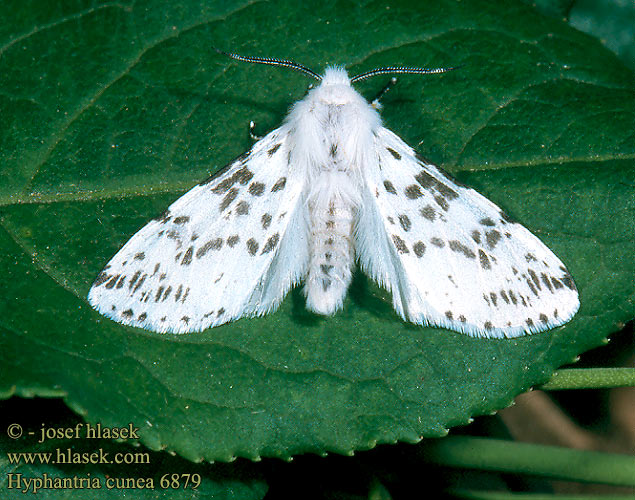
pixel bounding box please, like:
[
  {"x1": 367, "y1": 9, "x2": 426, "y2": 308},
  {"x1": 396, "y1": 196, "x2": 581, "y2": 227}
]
[{"x1": 1, "y1": 0, "x2": 633, "y2": 465}]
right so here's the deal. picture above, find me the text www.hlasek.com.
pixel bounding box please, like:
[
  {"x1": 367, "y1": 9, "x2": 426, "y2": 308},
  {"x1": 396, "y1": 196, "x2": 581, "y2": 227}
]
[{"x1": 7, "y1": 447, "x2": 149, "y2": 465}]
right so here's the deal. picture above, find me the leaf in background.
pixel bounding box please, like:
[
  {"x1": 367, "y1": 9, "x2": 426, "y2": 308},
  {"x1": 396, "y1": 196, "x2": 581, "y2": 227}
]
[
  {"x1": 569, "y1": 0, "x2": 635, "y2": 71},
  {"x1": 520, "y1": 0, "x2": 575, "y2": 19},
  {"x1": 1, "y1": 0, "x2": 633, "y2": 465}
]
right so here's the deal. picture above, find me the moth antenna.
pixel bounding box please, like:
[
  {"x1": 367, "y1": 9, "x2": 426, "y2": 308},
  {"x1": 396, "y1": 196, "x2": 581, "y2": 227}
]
[
  {"x1": 215, "y1": 48, "x2": 322, "y2": 81},
  {"x1": 350, "y1": 66, "x2": 459, "y2": 83}
]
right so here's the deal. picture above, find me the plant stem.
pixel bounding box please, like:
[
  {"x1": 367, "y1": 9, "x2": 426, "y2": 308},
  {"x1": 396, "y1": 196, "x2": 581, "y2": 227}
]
[
  {"x1": 541, "y1": 368, "x2": 635, "y2": 390},
  {"x1": 422, "y1": 436, "x2": 635, "y2": 486}
]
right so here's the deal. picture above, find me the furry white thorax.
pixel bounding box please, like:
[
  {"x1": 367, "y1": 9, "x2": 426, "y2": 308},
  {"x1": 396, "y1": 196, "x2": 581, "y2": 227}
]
[{"x1": 284, "y1": 67, "x2": 382, "y2": 314}]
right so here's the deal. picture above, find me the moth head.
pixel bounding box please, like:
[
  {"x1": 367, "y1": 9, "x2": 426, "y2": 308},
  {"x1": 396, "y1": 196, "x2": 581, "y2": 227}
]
[
  {"x1": 311, "y1": 66, "x2": 360, "y2": 105},
  {"x1": 320, "y1": 66, "x2": 351, "y2": 87}
]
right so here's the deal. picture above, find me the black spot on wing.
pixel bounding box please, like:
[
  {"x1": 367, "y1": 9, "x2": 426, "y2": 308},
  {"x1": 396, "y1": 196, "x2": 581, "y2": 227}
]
[
  {"x1": 398, "y1": 214, "x2": 411, "y2": 231},
  {"x1": 208, "y1": 161, "x2": 253, "y2": 191},
  {"x1": 173, "y1": 216, "x2": 190, "y2": 224},
  {"x1": 434, "y1": 195, "x2": 449, "y2": 211},
  {"x1": 261, "y1": 233, "x2": 280, "y2": 254},
  {"x1": 478, "y1": 249, "x2": 491, "y2": 270},
  {"x1": 267, "y1": 143, "x2": 281, "y2": 156},
  {"x1": 420, "y1": 205, "x2": 436, "y2": 221},
  {"x1": 271, "y1": 177, "x2": 287, "y2": 192},
  {"x1": 528, "y1": 269, "x2": 542, "y2": 291},
  {"x1": 434, "y1": 182, "x2": 459, "y2": 201},
  {"x1": 246, "y1": 238, "x2": 259, "y2": 255},
  {"x1": 196, "y1": 238, "x2": 223, "y2": 258},
  {"x1": 204, "y1": 151, "x2": 253, "y2": 189},
  {"x1": 551, "y1": 277, "x2": 563, "y2": 289},
  {"x1": 526, "y1": 276, "x2": 539, "y2": 297},
  {"x1": 386, "y1": 147, "x2": 401, "y2": 160},
  {"x1": 405, "y1": 185, "x2": 422, "y2": 199},
  {"x1": 559, "y1": 266, "x2": 577, "y2": 291},
  {"x1": 93, "y1": 271, "x2": 110, "y2": 287},
  {"x1": 414, "y1": 170, "x2": 435, "y2": 189},
  {"x1": 128, "y1": 271, "x2": 141, "y2": 291},
  {"x1": 249, "y1": 182, "x2": 265, "y2": 196},
  {"x1": 383, "y1": 180, "x2": 397, "y2": 194},
  {"x1": 392, "y1": 235, "x2": 409, "y2": 254},
  {"x1": 180, "y1": 246, "x2": 194, "y2": 266},
  {"x1": 486, "y1": 230, "x2": 501, "y2": 249},
  {"x1": 414, "y1": 170, "x2": 459, "y2": 202},
  {"x1": 220, "y1": 187, "x2": 238, "y2": 211},
  {"x1": 105, "y1": 274, "x2": 119, "y2": 289},
  {"x1": 413, "y1": 241, "x2": 426, "y2": 257},
  {"x1": 236, "y1": 200, "x2": 250, "y2": 215},
  {"x1": 154, "y1": 210, "x2": 172, "y2": 224},
  {"x1": 448, "y1": 240, "x2": 476, "y2": 259},
  {"x1": 261, "y1": 213, "x2": 272, "y2": 229}
]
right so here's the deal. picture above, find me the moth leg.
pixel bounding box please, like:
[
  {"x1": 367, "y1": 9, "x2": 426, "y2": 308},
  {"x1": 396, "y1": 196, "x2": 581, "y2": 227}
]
[
  {"x1": 248, "y1": 120, "x2": 264, "y2": 141},
  {"x1": 371, "y1": 77, "x2": 398, "y2": 110}
]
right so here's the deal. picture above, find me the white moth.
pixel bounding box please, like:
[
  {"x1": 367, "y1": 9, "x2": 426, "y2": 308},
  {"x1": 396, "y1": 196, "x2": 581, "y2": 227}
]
[{"x1": 88, "y1": 52, "x2": 579, "y2": 337}]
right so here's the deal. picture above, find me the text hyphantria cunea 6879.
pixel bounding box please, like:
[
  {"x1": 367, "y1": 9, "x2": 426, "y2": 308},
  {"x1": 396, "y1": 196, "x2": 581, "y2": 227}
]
[{"x1": 88, "y1": 51, "x2": 579, "y2": 337}]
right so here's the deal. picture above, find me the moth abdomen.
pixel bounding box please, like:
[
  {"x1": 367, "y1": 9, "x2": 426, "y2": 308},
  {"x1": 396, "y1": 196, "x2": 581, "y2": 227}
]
[{"x1": 305, "y1": 193, "x2": 356, "y2": 315}]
